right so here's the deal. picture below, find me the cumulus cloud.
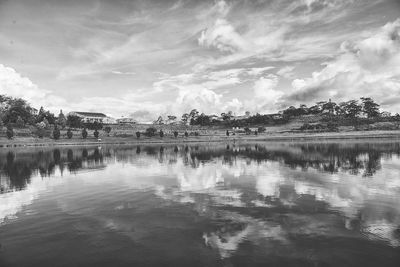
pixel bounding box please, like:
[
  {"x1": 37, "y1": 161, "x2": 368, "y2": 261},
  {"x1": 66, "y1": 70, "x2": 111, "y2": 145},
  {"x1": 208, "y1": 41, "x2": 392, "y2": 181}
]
[
  {"x1": 245, "y1": 75, "x2": 284, "y2": 113},
  {"x1": 0, "y1": 64, "x2": 48, "y2": 105},
  {"x1": 284, "y1": 19, "x2": 400, "y2": 112}
]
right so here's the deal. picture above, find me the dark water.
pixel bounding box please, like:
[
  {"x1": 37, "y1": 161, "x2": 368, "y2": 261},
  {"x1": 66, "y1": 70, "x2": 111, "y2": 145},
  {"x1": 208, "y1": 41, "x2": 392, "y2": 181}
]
[{"x1": 1, "y1": 141, "x2": 400, "y2": 267}]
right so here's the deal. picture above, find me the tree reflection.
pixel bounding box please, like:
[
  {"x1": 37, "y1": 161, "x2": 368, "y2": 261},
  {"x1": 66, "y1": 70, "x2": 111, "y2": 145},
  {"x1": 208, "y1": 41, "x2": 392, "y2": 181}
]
[{"x1": 0, "y1": 142, "x2": 399, "y2": 193}]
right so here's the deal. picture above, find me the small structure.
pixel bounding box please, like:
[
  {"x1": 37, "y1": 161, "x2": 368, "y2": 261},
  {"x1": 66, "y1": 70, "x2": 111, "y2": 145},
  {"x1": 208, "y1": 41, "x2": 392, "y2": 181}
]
[
  {"x1": 116, "y1": 117, "x2": 137, "y2": 124},
  {"x1": 68, "y1": 111, "x2": 108, "y2": 123}
]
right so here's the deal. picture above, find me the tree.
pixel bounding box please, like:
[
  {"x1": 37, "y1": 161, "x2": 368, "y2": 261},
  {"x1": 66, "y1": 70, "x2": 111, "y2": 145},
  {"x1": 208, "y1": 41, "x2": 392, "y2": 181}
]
[
  {"x1": 153, "y1": 116, "x2": 164, "y2": 125},
  {"x1": 174, "y1": 131, "x2": 178, "y2": 138},
  {"x1": 57, "y1": 110, "x2": 67, "y2": 129},
  {"x1": 136, "y1": 131, "x2": 141, "y2": 138},
  {"x1": 361, "y1": 97, "x2": 380, "y2": 118},
  {"x1": 42, "y1": 118, "x2": 50, "y2": 129},
  {"x1": 6, "y1": 125, "x2": 13, "y2": 139},
  {"x1": 16, "y1": 116, "x2": 25, "y2": 127},
  {"x1": 226, "y1": 130, "x2": 229, "y2": 136},
  {"x1": 340, "y1": 100, "x2": 362, "y2": 118},
  {"x1": 94, "y1": 129, "x2": 99, "y2": 138},
  {"x1": 184, "y1": 131, "x2": 189, "y2": 137},
  {"x1": 159, "y1": 129, "x2": 164, "y2": 138},
  {"x1": 82, "y1": 128, "x2": 88, "y2": 139},
  {"x1": 2, "y1": 97, "x2": 35, "y2": 124},
  {"x1": 104, "y1": 126, "x2": 111, "y2": 136},
  {"x1": 181, "y1": 113, "x2": 190, "y2": 125},
  {"x1": 53, "y1": 126, "x2": 61, "y2": 140},
  {"x1": 145, "y1": 127, "x2": 157, "y2": 137},
  {"x1": 67, "y1": 128, "x2": 73, "y2": 139},
  {"x1": 67, "y1": 115, "x2": 83, "y2": 128},
  {"x1": 189, "y1": 109, "x2": 199, "y2": 125}
]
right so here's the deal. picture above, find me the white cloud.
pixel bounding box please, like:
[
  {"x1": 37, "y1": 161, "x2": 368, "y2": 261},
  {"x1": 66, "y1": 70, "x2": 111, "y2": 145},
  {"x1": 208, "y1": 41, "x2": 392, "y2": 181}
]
[{"x1": 285, "y1": 19, "x2": 400, "y2": 112}]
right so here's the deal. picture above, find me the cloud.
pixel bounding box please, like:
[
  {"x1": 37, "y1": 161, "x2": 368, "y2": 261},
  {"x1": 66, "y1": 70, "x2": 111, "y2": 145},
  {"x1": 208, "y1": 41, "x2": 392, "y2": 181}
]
[
  {"x1": 244, "y1": 75, "x2": 284, "y2": 113},
  {"x1": 284, "y1": 19, "x2": 400, "y2": 112}
]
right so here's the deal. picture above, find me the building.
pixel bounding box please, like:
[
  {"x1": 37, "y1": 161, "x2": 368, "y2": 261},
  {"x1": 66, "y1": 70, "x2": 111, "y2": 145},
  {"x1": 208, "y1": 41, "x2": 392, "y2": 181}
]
[
  {"x1": 116, "y1": 117, "x2": 137, "y2": 124},
  {"x1": 68, "y1": 111, "x2": 108, "y2": 124}
]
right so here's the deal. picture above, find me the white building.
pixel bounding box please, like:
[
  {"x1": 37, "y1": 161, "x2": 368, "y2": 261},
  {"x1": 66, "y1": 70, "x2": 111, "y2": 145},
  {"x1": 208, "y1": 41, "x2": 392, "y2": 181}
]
[
  {"x1": 68, "y1": 111, "x2": 112, "y2": 124},
  {"x1": 116, "y1": 117, "x2": 137, "y2": 124}
]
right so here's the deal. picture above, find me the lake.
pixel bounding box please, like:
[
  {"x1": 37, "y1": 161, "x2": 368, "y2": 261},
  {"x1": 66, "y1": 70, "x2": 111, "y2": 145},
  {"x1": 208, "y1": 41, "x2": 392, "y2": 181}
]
[{"x1": 1, "y1": 141, "x2": 400, "y2": 266}]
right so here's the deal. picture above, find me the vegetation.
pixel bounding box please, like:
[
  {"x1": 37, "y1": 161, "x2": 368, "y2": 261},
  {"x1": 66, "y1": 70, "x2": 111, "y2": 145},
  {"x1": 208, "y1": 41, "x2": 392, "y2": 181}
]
[
  {"x1": 104, "y1": 126, "x2": 111, "y2": 136},
  {"x1": 6, "y1": 125, "x2": 14, "y2": 139},
  {"x1": 94, "y1": 129, "x2": 99, "y2": 138},
  {"x1": 145, "y1": 127, "x2": 157, "y2": 137},
  {"x1": 174, "y1": 131, "x2": 178, "y2": 138},
  {"x1": 82, "y1": 128, "x2": 88, "y2": 139},
  {"x1": 159, "y1": 129, "x2": 164, "y2": 138},
  {"x1": 136, "y1": 131, "x2": 141, "y2": 138},
  {"x1": 53, "y1": 127, "x2": 61, "y2": 140},
  {"x1": 67, "y1": 128, "x2": 73, "y2": 139}
]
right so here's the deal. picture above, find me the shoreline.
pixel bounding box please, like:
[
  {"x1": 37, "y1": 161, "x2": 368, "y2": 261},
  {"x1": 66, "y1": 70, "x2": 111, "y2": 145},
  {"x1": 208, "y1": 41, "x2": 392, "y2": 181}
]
[{"x1": 1, "y1": 130, "x2": 400, "y2": 148}]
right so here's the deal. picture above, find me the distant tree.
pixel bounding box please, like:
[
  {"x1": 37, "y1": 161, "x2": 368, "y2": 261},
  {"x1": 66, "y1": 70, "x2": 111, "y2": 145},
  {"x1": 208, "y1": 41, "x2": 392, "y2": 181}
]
[
  {"x1": 16, "y1": 116, "x2": 25, "y2": 127},
  {"x1": 2, "y1": 97, "x2": 35, "y2": 124},
  {"x1": 35, "y1": 122, "x2": 46, "y2": 138},
  {"x1": 67, "y1": 128, "x2": 73, "y2": 139},
  {"x1": 322, "y1": 100, "x2": 337, "y2": 115},
  {"x1": 184, "y1": 131, "x2": 189, "y2": 137},
  {"x1": 82, "y1": 128, "x2": 88, "y2": 139},
  {"x1": 189, "y1": 109, "x2": 199, "y2": 125},
  {"x1": 340, "y1": 100, "x2": 362, "y2": 118},
  {"x1": 159, "y1": 129, "x2": 164, "y2": 138},
  {"x1": 57, "y1": 110, "x2": 67, "y2": 129},
  {"x1": 244, "y1": 127, "x2": 251, "y2": 135},
  {"x1": 67, "y1": 115, "x2": 83, "y2": 128},
  {"x1": 192, "y1": 113, "x2": 211, "y2": 126},
  {"x1": 226, "y1": 130, "x2": 229, "y2": 136},
  {"x1": 361, "y1": 97, "x2": 380, "y2": 118},
  {"x1": 174, "y1": 131, "x2": 178, "y2": 138},
  {"x1": 136, "y1": 131, "x2": 141, "y2": 138},
  {"x1": 94, "y1": 129, "x2": 99, "y2": 138},
  {"x1": 6, "y1": 125, "x2": 13, "y2": 139},
  {"x1": 104, "y1": 126, "x2": 111, "y2": 136},
  {"x1": 53, "y1": 126, "x2": 61, "y2": 140},
  {"x1": 42, "y1": 118, "x2": 50, "y2": 129},
  {"x1": 181, "y1": 113, "x2": 190, "y2": 125},
  {"x1": 153, "y1": 116, "x2": 164, "y2": 125},
  {"x1": 258, "y1": 127, "x2": 266, "y2": 133}
]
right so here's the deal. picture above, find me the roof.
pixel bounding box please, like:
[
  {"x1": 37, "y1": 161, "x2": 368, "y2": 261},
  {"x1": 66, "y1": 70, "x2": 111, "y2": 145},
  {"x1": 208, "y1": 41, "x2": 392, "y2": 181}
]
[{"x1": 71, "y1": 111, "x2": 107, "y2": 117}]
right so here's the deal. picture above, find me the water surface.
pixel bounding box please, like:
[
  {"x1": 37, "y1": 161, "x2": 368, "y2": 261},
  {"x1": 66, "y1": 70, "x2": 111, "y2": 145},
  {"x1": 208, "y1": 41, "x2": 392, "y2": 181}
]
[{"x1": 1, "y1": 141, "x2": 400, "y2": 266}]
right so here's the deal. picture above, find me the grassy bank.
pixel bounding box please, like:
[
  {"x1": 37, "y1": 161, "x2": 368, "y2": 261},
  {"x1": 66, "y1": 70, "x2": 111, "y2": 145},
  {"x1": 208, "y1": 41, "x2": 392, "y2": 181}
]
[{"x1": 1, "y1": 129, "x2": 400, "y2": 148}]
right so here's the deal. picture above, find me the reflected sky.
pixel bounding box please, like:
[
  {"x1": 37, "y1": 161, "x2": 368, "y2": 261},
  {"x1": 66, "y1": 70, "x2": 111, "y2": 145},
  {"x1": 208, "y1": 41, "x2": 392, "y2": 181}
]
[{"x1": 1, "y1": 142, "x2": 400, "y2": 266}]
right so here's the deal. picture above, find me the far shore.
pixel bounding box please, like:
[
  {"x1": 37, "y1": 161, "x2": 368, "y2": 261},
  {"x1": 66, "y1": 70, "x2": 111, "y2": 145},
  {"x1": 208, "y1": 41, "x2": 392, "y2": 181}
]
[{"x1": 1, "y1": 129, "x2": 400, "y2": 148}]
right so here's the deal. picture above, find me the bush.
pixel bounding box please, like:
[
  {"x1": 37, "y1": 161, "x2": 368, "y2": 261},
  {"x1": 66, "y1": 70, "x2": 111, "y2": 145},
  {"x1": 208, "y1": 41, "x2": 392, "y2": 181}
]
[
  {"x1": 16, "y1": 116, "x2": 25, "y2": 127},
  {"x1": 82, "y1": 128, "x2": 88, "y2": 139},
  {"x1": 67, "y1": 128, "x2": 73, "y2": 139},
  {"x1": 184, "y1": 131, "x2": 189, "y2": 137},
  {"x1": 145, "y1": 127, "x2": 157, "y2": 137},
  {"x1": 53, "y1": 127, "x2": 61, "y2": 140},
  {"x1": 244, "y1": 127, "x2": 251, "y2": 135},
  {"x1": 258, "y1": 127, "x2": 266, "y2": 133},
  {"x1": 104, "y1": 126, "x2": 111, "y2": 136},
  {"x1": 226, "y1": 130, "x2": 229, "y2": 136},
  {"x1": 136, "y1": 131, "x2": 141, "y2": 138},
  {"x1": 173, "y1": 131, "x2": 178, "y2": 138},
  {"x1": 194, "y1": 132, "x2": 199, "y2": 136},
  {"x1": 6, "y1": 125, "x2": 13, "y2": 139},
  {"x1": 327, "y1": 122, "x2": 339, "y2": 132},
  {"x1": 94, "y1": 129, "x2": 99, "y2": 138},
  {"x1": 159, "y1": 129, "x2": 164, "y2": 138}
]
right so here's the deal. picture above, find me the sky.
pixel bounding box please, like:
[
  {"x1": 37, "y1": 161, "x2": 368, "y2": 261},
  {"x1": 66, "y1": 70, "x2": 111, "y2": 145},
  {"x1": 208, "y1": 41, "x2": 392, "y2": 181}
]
[{"x1": 0, "y1": 0, "x2": 399, "y2": 121}]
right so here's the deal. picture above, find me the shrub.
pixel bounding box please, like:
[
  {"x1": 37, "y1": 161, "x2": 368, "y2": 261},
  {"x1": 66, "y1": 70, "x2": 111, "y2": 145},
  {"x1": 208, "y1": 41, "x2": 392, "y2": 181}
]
[
  {"x1": 104, "y1": 126, "x2": 111, "y2": 136},
  {"x1": 184, "y1": 131, "x2": 189, "y2": 137},
  {"x1": 254, "y1": 131, "x2": 258, "y2": 135},
  {"x1": 194, "y1": 132, "x2": 199, "y2": 136},
  {"x1": 145, "y1": 127, "x2": 157, "y2": 137},
  {"x1": 82, "y1": 128, "x2": 88, "y2": 139},
  {"x1": 327, "y1": 122, "x2": 339, "y2": 132},
  {"x1": 258, "y1": 127, "x2": 266, "y2": 133},
  {"x1": 53, "y1": 127, "x2": 61, "y2": 140},
  {"x1": 159, "y1": 129, "x2": 164, "y2": 138},
  {"x1": 16, "y1": 116, "x2": 25, "y2": 127},
  {"x1": 6, "y1": 125, "x2": 13, "y2": 139},
  {"x1": 244, "y1": 127, "x2": 251, "y2": 135},
  {"x1": 94, "y1": 129, "x2": 99, "y2": 138},
  {"x1": 226, "y1": 130, "x2": 229, "y2": 136},
  {"x1": 136, "y1": 131, "x2": 141, "y2": 138},
  {"x1": 173, "y1": 131, "x2": 178, "y2": 138},
  {"x1": 67, "y1": 128, "x2": 73, "y2": 139}
]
